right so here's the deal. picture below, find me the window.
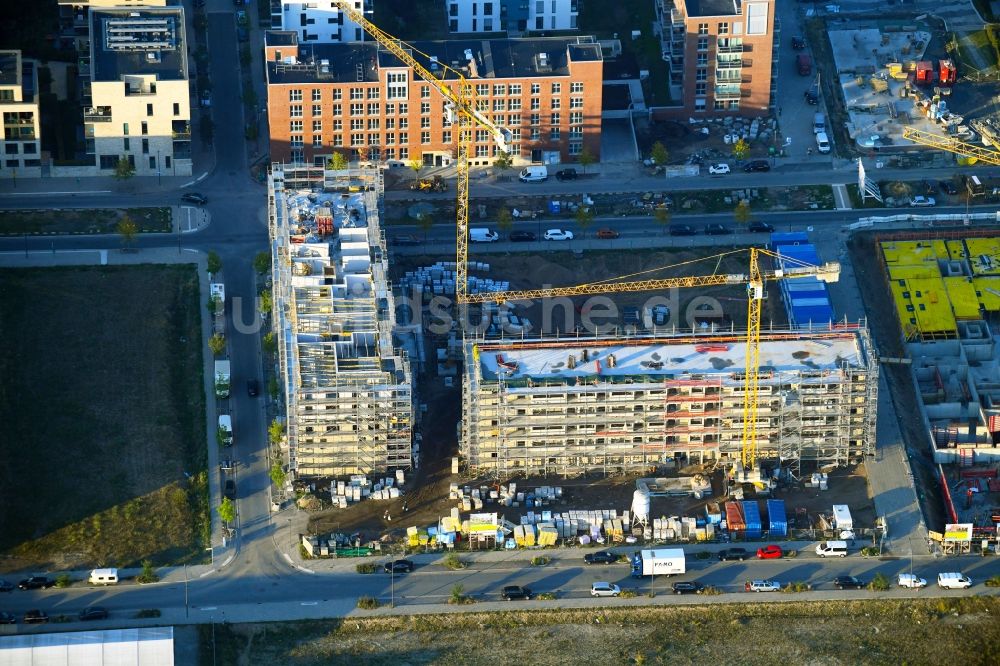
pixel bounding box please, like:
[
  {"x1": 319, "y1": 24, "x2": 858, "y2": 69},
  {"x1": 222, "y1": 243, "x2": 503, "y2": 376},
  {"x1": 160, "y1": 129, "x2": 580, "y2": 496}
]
[
  {"x1": 312, "y1": 135, "x2": 323, "y2": 147},
  {"x1": 399, "y1": 117, "x2": 408, "y2": 129},
  {"x1": 313, "y1": 120, "x2": 322, "y2": 132},
  {"x1": 529, "y1": 113, "x2": 540, "y2": 126},
  {"x1": 420, "y1": 85, "x2": 430, "y2": 98},
  {"x1": 351, "y1": 118, "x2": 364, "y2": 130},
  {"x1": 333, "y1": 119, "x2": 343, "y2": 130},
  {"x1": 385, "y1": 117, "x2": 395, "y2": 129},
  {"x1": 531, "y1": 83, "x2": 540, "y2": 95},
  {"x1": 333, "y1": 89, "x2": 342, "y2": 100},
  {"x1": 421, "y1": 131, "x2": 430, "y2": 144},
  {"x1": 333, "y1": 135, "x2": 343, "y2": 146},
  {"x1": 348, "y1": 88, "x2": 363, "y2": 100},
  {"x1": 719, "y1": 22, "x2": 729, "y2": 34},
  {"x1": 290, "y1": 105, "x2": 303, "y2": 117},
  {"x1": 290, "y1": 120, "x2": 303, "y2": 132},
  {"x1": 146, "y1": 103, "x2": 153, "y2": 117},
  {"x1": 493, "y1": 84, "x2": 506, "y2": 96},
  {"x1": 697, "y1": 23, "x2": 708, "y2": 35},
  {"x1": 332, "y1": 104, "x2": 342, "y2": 116},
  {"x1": 387, "y1": 72, "x2": 407, "y2": 100},
  {"x1": 368, "y1": 134, "x2": 379, "y2": 145},
  {"x1": 350, "y1": 103, "x2": 364, "y2": 115},
  {"x1": 697, "y1": 53, "x2": 708, "y2": 65},
  {"x1": 508, "y1": 98, "x2": 521, "y2": 111},
  {"x1": 695, "y1": 82, "x2": 707, "y2": 95},
  {"x1": 173, "y1": 102, "x2": 180, "y2": 115},
  {"x1": 149, "y1": 156, "x2": 156, "y2": 169},
  {"x1": 550, "y1": 112, "x2": 560, "y2": 124},
  {"x1": 509, "y1": 84, "x2": 521, "y2": 95},
  {"x1": 23, "y1": 143, "x2": 36, "y2": 154},
  {"x1": 385, "y1": 132, "x2": 395, "y2": 145},
  {"x1": 367, "y1": 103, "x2": 379, "y2": 115},
  {"x1": 569, "y1": 141, "x2": 582, "y2": 155},
  {"x1": 728, "y1": 100, "x2": 740, "y2": 110},
  {"x1": 696, "y1": 69, "x2": 707, "y2": 82},
  {"x1": 493, "y1": 99, "x2": 505, "y2": 111},
  {"x1": 123, "y1": 138, "x2": 130, "y2": 150},
  {"x1": 420, "y1": 117, "x2": 430, "y2": 128},
  {"x1": 351, "y1": 133, "x2": 364, "y2": 146},
  {"x1": 141, "y1": 138, "x2": 149, "y2": 154},
  {"x1": 290, "y1": 89, "x2": 303, "y2": 101},
  {"x1": 400, "y1": 132, "x2": 408, "y2": 144},
  {"x1": 570, "y1": 82, "x2": 583, "y2": 93},
  {"x1": 312, "y1": 89, "x2": 322, "y2": 101},
  {"x1": 384, "y1": 148, "x2": 395, "y2": 160},
  {"x1": 549, "y1": 128, "x2": 560, "y2": 140},
  {"x1": 420, "y1": 102, "x2": 431, "y2": 114},
  {"x1": 529, "y1": 97, "x2": 540, "y2": 110},
  {"x1": 507, "y1": 114, "x2": 520, "y2": 125},
  {"x1": 714, "y1": 100, "x2": 726, "y2": 110},
  {"x1": 398, "y1": 103, "x2": 408, "y2": 114},
  {"x1": 367, "y1": 88, "x2": 379, "y2": 99},
  {"x1": 551, "y1": 82, "x2": 561, "y2": 94},
  {"x1": 570, "y1": 97, "x2": 583, "y2": 108},
  {"x1": 140, "y1": 121, "x2": 148, "y2": 135},
  {"x1": 400, "y1": 147, "x2": 409, "y2": 159},
  {"x1": 290, "y1": 135, "x2": 303, "y2": 147},
  {"x1": 476, "y1": 83, "x2": 489, "y2": 96},
  {"x1": 442, "y1": 130, "x2": 451, "y2": 143},
  {"x1": 3, "y1": 143, "x2": 17, "y2": 154},
  {"x1": 551, "y1": 97, "x2": 561, "y2": 110},
  {"x1": 569, "y1": 111, "x2": 582, "y2": 124},
  {"x1": 368, "y1": 118, "x2": 380, "y2": 130},
  {"x1": 697, "y1": 37, "x2": 709, "y2": 51},
  {"x1": 312, "y1": 104, "x2": 322, "y2": 116}
]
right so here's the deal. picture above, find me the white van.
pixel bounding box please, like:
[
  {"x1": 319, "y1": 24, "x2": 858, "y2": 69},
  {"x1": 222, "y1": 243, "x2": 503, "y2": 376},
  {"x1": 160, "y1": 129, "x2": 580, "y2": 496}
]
[
  {"x1": 815, "y1": 540, "x2": 848, "y2": 557},
  {"x1": 518, "y1": 165, "x2": 548, "y2": 182},
  {"x1": 813, "y1": 113, "x2": 826, "y2": 134},
  {"x1": 469, "y1": 228, "x2": 500, "y2": 243},
  {"x1": 937, "y1": 572, "x2": 972, "y2": 589},
  {"x1": 815, "y1": 132, "x2": 831, "y2": 154},
  {"x1": 89, "y1": 568, "x2": 119, "y2": 585},
  {"x1": 218, "y1": 414, "x2": 233, "y2": 446}
]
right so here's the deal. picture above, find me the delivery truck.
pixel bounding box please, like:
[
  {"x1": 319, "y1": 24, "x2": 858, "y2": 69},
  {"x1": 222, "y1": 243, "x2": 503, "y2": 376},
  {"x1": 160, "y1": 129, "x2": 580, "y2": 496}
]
[{"x1": 630, "y1": 548, "x2": 686, "y2": 578}]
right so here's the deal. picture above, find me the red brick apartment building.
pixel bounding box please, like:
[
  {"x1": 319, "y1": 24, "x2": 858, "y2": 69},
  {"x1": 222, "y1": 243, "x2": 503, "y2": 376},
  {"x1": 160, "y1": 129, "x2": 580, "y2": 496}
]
[
  {"x1": 264, "y1": 31, "x2": 603, "y2": 166},
  {"x1": 655, "y1": 0, "x2": 776, "y2": 117}
]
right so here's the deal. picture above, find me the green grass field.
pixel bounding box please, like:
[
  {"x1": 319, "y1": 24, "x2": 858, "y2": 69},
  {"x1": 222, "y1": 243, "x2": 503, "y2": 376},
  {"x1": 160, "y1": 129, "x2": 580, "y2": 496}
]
[{"x1": 0, "y1": 265, "x2": 208, "y2": 570}]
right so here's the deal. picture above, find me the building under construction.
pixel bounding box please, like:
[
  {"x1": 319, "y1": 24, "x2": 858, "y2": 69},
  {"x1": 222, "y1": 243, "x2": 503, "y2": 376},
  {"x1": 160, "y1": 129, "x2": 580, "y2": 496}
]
[
  {"x1": 268, "y1": 164, "x2": 413, "y2": 478},
  {"x1": 461, "y1": 327, "x2": 878, "y2": 477}
]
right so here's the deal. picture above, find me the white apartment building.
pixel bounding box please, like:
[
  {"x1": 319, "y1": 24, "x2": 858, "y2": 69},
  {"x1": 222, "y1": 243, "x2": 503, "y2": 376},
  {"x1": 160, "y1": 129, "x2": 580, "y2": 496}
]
[
  {"x1": 447, "y1": 0, "x2": 579, "y2": 33},
  {"x1": 268, "y1": 164, "x2": 413, "y2": 478},
  {"x1": 0, "y1": 51, "x2": 42, "y2": 178},
  {"x1": 269, "y1": 0, "x2": 370, "y2": 43},
  {"x1": 85, "y1": 6, "x2": 191, "y2": 177}
]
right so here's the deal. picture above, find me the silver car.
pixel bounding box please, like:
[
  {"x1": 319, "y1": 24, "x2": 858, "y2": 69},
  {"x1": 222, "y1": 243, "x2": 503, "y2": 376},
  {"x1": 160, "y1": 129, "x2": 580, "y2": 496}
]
[{"x1": 590, "y1": 582, "x2": 621, "y2": 597}]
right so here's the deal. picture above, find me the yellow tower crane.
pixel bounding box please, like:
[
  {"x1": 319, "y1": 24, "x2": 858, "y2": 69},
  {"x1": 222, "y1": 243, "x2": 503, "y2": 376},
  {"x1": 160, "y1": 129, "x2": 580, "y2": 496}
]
[
  {"x1": 901, "y1": 127, "x2": 1000, "y2": 166},
  {"x1": 467, "y1": 248, "x2": 841, "y2": 472},
  {"x1": 333, "y1": 1, "x2": 511, "y2": 303}
]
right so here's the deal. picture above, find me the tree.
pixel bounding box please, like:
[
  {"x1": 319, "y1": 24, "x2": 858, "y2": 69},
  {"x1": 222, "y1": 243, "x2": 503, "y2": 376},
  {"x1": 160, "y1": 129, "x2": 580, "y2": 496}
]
[
  {"x1": 259, "y1": 289, "x2": 273, "y2": 314},
  {"x1": 650, "y1": 141, "x2": 669, "y2": 166},
  {"x1": 732, "y1": 138, "x2": 750, "y2": 160},
  {"x1": 654, "y1": 206, "x2": 672, "y2": 234},
  {"x1": 496, "y1": 208, "x2": 513, "y2": 236},
  {"x1": 253, "y1": 251, "x2": 271, "y2": 274},
  {"x1": 416, "y1": 212, "x2": 434, "y2": 241},
  {"x1": 733, "y1": 199, "x2": 753, "y2": 225},
  {"x1": 207, "y1": 295, "x2": 221, "y2": 315},
  {"x1": 113, "y1": 156, "x2": 135, "y2": 180},
  {"x1": 268, "y1": 418, "x2": 285, "y2": 444},
  {"x1": 326, "y1": 151, "x2": 348, "y2": 171},
  {"x1": 208, "y1": 333, "x2": 226, "y2": 356},
  {"x1": 207, "y1": 251, "x2": 222, "y2": 276},
  {"x1": 218, "y1": 497, "x2": 236, "y2": 525},
  {"x1": 574, "y1": 205, "x2": 594, "y2": 237},
  {"x1": 408, "y1": 156, "x2": 423, "y2": 181},
  {"x1": 493, "y1": 151, "x2": 513, "y2": 179},
  {"x1": 262, "y1": 331, "x2": 277, "y2": 355},
  {"x1": 577, "y1": 146, "x2": 595, "y2": 173},
  {"x1": 136, "y1": 560, "x2": 159, "y2": 584},
  {"x1": 117, "y1": 214, "x2": 138, "y2": 249},
  {"x1": 268, "y1": 375, "x2": 280, "y2": 400},
  {"x1": 269, "y1": 462, "x2": 287, "y2": 489},
  {"x1": 239, "y1": 45, "x2": 252, "y2": 67}
]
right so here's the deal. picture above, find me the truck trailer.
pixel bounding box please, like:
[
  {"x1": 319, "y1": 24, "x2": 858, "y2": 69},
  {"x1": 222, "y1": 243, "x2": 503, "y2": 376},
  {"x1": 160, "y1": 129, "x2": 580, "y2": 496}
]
[{"x1": 631, "y1": 548, "x2": 686, "y2": 578}]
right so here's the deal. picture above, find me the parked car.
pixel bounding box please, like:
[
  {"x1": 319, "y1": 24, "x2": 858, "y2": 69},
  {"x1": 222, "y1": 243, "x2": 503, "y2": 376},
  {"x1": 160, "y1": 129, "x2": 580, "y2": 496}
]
[
  {"x1": 224, "y1": 480, "x2": 236, "y2": 501},
  {"x1": 833, "y1": 575, "x2": 866, "y2": 590},
  {"x1": 590, "y1": 582, "x2": 621, "y2": 597},
  {"x1": 743, "y1": 160, "x2": 770, "y2": 173},
  {"x1": 718, "y1": 548, "x2": 749, "y2": 562},
  {"x1": 704, "y1": 224, "x2": 733, "y2": 235},
  {"x1": 815, "y1": 131, "x2": 831, "y2": 154},
  {"x1": 543, "y1": 229, "x2": 574, "y2": 241},
  {"x1": 897, "y1": 573, "x2": 927, "y2": 589},
  {"x1": 748, "y1": 221, "x2": 774, "y2": 233},
  {"x1": 791, "y1": 36, "x2": 806, "y2": 50},
  {"x1": 390, "y1": 234, "x2": 422, "y2": 246},
  {"x1": 200, "y1": 90, "x2": 211, "y2": 108},
  {"x1": 672, "y1": 581, "x2": 705, "y2": 595},
  {"x1": 669, "y1": 224, "x2": 698, "y2": 237},
  {"x1": 748, "y1": 579, "x2": 781, "y2": 592},
  {"x1": 501, "y1": 585, "x2": 532, "y2": 600},
  {"x1": 756, "y1": 545, "x2": 783, "y2": 560},
  {"x1": 18, "y1": 577, "x2": 55, "y2": 591},
  {"x1": 804, "y1": 83, "x2": 819, "y2": 105},
  {"x1": 596, "y1": 228, "x2": 620, "y2": 239},
  {"x1": 937, "y1": 572, "x2": 972, "y2": 589},
  {"x1": 509, "y1": 231, "x2": 537, "y2": 242},
  {"x1": 79, "y1": 606, "x2": 109, "y2": 621},
  {"x1": 940, "y1": 180, "x2": 959, "y2": 195},
  {"x1": 0, "y1": 580, "x2": 14, "y2": 593},
  {"x1": 708, "y1": 163, "x2": 731, "y2": 175},
  {"x1": 555, "y1": 168, "x2": 578, "y2": 181},
  {"x1": 181, "y1": 192, "x2": 208, "y2": 205},
  {"x1": 909, "y1": 195, "x2": 936, "y2": 207},
  {"x1": 23, "y1": 609, "x2": 48, "y2": 624},
  {"x1": 383, "y1": 559, "x2": 414, "y2": 574},
  {"x1": 0, "y1": 612, "x2": 15, "y2": 625},
  {"x1": 584, "y1": 550, "x2": 618, "y2": 565}
]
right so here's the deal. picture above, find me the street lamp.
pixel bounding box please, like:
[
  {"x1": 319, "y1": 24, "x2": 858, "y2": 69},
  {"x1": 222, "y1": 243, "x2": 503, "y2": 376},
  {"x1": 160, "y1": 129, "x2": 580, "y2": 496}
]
[
  {"x1": 184, "y1": 564, "x2": 189, "y2": 618},
  {"x1": 157, "y1": 149, "x2": 161, "y2": 186}
]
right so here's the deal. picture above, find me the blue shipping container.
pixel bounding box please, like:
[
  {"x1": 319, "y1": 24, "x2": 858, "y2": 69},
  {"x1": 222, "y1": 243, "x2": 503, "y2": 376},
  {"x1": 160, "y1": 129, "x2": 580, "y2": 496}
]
[
  {"x1": 767, "y1": 499, "x2": 788, "y2": 537},
  {"x1": 741, "y1": 500, "x2": 762, "y2": 538}
]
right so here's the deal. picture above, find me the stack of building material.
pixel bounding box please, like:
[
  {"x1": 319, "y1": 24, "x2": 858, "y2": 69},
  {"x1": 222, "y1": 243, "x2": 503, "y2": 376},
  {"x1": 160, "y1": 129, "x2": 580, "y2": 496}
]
[
  {"x1": 725, "y1": 501, "x2": 746, "y2": 533},
  {"x1": 766, "y1": 499, "x2": 788, "y2": 536},
  {"x1": 513, "y1": 524, "x2": 537, "y2": 546},
  {"x1": 536, "y1": 523, "x2": 559, "y2": 546},
  {"x1": 742, "y1": 500, "x2": 762, "y2": 538},
  {"x1": 705, "y1": 502, "x2": 723, "y2": 524}
]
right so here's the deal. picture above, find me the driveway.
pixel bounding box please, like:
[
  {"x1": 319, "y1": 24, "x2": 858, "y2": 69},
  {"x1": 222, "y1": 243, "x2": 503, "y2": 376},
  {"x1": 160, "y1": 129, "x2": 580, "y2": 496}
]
[{"x1": 600, "y1": 118, "x2": 638, "y2": 163}]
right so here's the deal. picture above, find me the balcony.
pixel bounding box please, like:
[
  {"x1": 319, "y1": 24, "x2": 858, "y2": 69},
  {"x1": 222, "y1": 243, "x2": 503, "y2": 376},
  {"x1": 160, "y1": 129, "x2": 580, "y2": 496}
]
[
  {"x1": 718, "y1": 42, "x2": 747, "y2": 54},
  {"x1": 83, "y1": 107, "x2": 112, "y2": 122},
  {"x1": 125, "y1": 86, "x2": 156, "y2": 96},
  {"x1": 714, "y1": 85, "x2": 742, "y2": 101},
  {"x1": 172, "y1": 121, "x2": 191, "y2": 140}
]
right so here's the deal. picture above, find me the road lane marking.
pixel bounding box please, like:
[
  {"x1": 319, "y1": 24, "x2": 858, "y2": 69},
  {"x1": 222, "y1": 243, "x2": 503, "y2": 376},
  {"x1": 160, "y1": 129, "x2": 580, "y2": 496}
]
[
  {"x1": 200, "y1": 606, "x2": 218, "y2": 611},
  {"x1": 300, "y1": 601, "x2": 318, "y2": 606}
]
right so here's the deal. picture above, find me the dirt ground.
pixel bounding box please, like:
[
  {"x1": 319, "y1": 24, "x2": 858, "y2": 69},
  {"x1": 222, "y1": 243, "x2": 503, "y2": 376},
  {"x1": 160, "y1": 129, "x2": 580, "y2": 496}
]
[
  {"x1": 0, "y1": 266, "x2": 208, "y2": 571},
  {"x1": 390, "y1": 247, "x2": 789, "y2": 336},
  {"x1": 202, "y1": 597, "x2": 1000, "y2": 665},
  {"x1": 0, "y1": 207, "x2": 172, "y2": 236}
]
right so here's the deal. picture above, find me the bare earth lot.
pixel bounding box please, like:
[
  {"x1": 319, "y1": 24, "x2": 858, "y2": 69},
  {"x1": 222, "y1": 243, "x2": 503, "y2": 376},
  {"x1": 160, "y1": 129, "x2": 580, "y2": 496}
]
[
  {"x1": 0, "y1": 265, "x2": 208, "y2": 571},
  {"x1": 0, "y1": 207, "x2": 172, "y2": 235},
  {"x1": 202, "y1": 597, "x2": 1000, "y2": 665}
]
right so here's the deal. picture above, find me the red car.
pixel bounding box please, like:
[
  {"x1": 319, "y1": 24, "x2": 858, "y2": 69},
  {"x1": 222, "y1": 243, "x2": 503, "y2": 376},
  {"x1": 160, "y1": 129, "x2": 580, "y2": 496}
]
[{"x1": 756, "y1": 545, "x2": 783, "y2": 559}]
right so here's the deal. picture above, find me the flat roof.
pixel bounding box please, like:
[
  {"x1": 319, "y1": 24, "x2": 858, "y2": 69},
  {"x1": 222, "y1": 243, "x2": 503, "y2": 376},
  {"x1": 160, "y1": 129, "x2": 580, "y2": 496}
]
[
  {"x1": 90, "y1": 7, "x2": 187, "y2": 81},
  {"x1": 685, "y1": 0, "x2": 741, "y2": 18},
  {"x1": 0, "y1": 50, "x2": 20, "y2": 87},
  {"x1": 477, "y1": 333, "x2": 865, "y2": 383},
  {"x1": 0, "y1": 627, "x2": 173, "y2": 665},
  {"x1": 266, "y1": 35, "x2": 600, "y2": 85}
]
